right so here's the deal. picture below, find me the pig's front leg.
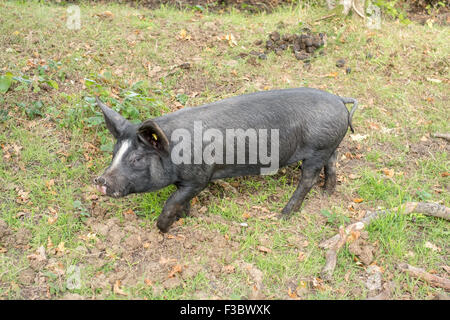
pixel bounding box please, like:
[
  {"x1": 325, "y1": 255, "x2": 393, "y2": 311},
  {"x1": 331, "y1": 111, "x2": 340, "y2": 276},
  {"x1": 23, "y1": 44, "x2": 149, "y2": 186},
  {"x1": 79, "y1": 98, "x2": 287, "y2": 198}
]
[{"x1": 157, "y1": 184, "x2": 206, "y2": 233}]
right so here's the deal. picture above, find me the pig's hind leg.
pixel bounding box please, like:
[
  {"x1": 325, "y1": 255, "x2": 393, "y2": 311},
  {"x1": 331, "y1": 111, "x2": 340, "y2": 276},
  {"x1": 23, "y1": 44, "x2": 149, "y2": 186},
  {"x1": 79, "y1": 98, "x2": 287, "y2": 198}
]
[
  {"x1": 279, "y1": 155, "x2": 326, "y2": 218},
  {"x1": 323, "y1": 150, "x2": 337, "y2": 195}
]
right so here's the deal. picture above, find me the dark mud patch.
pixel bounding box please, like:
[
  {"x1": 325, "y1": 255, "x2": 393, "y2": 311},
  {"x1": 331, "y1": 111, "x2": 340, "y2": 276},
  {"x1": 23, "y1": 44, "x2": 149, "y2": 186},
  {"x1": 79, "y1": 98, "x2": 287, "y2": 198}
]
[{"x1": 80, "y1": 214, "x2": 245, "y2": 297}]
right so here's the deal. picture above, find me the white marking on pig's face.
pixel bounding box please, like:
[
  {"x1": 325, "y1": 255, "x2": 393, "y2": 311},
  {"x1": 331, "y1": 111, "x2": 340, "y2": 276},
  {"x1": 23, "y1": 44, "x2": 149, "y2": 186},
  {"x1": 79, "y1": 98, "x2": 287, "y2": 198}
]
[{"x1": 109, "y1": 139, "x2": 131, "y2": 172}]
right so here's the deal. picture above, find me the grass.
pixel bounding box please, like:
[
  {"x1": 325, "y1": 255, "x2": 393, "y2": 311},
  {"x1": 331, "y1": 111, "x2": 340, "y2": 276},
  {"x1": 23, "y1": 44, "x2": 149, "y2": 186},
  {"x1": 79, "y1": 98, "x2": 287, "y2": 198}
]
[{"x1": 0, "y1": 0, "x2": 449, "y2": 300}]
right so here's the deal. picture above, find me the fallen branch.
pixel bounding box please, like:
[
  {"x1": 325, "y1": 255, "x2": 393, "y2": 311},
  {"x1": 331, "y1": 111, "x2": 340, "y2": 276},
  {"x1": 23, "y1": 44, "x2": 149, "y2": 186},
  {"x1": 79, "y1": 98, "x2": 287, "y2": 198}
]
[
  {"x1": 352, "y1": 1, "x2": 365, "y2": 18},
  {"x1": 432, "y1": 132, "x2": 450, "y2": 142},
  {"x1": 321, "y1": 224, "x2": 362, "y2": 281},
  {"x1": 319, "y1": 202, "x2": 450, "y2": 280},
  {"x1": 398, "y1": 263, "x2": 450, "y2": 290},
  {"x1": 314, "y1": 13, "x2": 337, "y2": 22}
]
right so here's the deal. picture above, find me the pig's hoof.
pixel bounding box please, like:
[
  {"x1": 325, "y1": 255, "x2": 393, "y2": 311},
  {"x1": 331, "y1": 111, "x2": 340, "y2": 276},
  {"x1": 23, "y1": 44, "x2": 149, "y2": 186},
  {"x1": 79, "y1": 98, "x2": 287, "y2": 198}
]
[
  {"x1": 278, "y1": 208, "x2": 293, "y2": 220},
  {"x1": 277, "y1": 213, "x2": 291, "y2": 220},
  {"x1": 322, "y1": 186, "x2": 335, "y2": 196},
  {"x1": 156, "y1": 219, "x2": 171, "y2": 233}
]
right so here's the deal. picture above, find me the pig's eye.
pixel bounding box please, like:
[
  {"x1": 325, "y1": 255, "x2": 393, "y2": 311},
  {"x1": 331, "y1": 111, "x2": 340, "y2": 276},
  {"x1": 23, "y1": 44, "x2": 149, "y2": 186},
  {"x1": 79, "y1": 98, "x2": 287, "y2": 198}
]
[{"x1": 129, "y1": 154, "x2": 146, "y2": 167}]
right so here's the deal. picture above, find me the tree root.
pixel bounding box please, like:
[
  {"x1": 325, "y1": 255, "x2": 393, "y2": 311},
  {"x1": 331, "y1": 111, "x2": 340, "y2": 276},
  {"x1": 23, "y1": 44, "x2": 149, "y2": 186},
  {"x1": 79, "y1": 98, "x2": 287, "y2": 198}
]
[{"x1": 320, "y1": 202, "x2": 450, "y2": 281}]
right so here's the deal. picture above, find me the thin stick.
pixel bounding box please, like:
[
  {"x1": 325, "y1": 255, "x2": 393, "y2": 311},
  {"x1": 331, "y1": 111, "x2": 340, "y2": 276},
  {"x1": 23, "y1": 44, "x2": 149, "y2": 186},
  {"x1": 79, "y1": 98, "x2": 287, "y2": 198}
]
[
  {"x1": 319, "y1": 202, "x2": 450, "y2": 280},
  {"x1": 314, "y1": 13, "x2": 336, "y2": 22},
  {"x1": 432, "y1": 133, "x2": 450, "y2": 142},
  {"x1": 398, "y1": 263, "x2": 450, "y2": 290}
]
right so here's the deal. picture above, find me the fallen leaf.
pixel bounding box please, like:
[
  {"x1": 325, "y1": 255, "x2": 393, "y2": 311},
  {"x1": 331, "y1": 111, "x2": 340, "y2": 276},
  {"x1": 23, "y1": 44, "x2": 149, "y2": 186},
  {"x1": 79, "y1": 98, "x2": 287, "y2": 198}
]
[
  {"x1": 367, "y1": 122, "x2": 380, "y2": 130},
  {"x1": 222, "y1": 265, "x2": 235, "y2": 274},
  {"x1": 27, "y1": 246, "x2": 46, "y2": 262},
  {"x1": 350, "y1": 134, "x2": 368, "y2": 142},
  {"x1": 144, "y1": 278, "x2": 153, "y2": 286},
  {"x1": 224, "y1": 33, "x2": 237, "y2": 47},
  {"x1": 47, "y1": 237, "x2": 54, "y2": 250},
  {"x1": 178, "y1": 29, "x2": 191, "y2": 41},
  {"x1": 168, "y1": 264, "x2": 182, "y2": 278},
  {"x1": 348, "y1": 230, "x2": 361, "y2": 243},
  {"x1": 55, "y1": 242, "x2": 65, "y2": 256},
  {"x1": 297, "y1": 252, "x2": 306, "y2": 262},
  {"x1": 113, "y1": 280, "x2": 128, "y2": 296},
  {"x1": 424, "y1": 241, "x2": 441, "y2": 252},
  {"x1": 97, "y1": 11, "x2": 114, "y2": 19},
  {"x1": 159, "y1": 256, "x2": 177, "y2": 265},
  {"x1": 288, "y1": 287, "x2": 298, "y2": 299},
  {"x1": 242, "y1": 212, "x2": 251, "y2": 220},
  {"x1": 382, "y1": 168, "x2": 395, "y2": 178},
  {"x1": 16, "y1": 188, "x2": 30, "y2": 204},
  {"x1": 123, "y1": 209, "x2": 135, "y2": 216},
  {"x1": 426, "y1": 78, "x2": 442, "y2": 83},
  {"x1": 257, "y1": 246, "x2": 271, "y2": 254},
  {"x1": 441, "y1": 265, "x2": 450, "y2": 274},
  {"x1": 45, "y1": 179, "x2": 55, "y2": 190}
]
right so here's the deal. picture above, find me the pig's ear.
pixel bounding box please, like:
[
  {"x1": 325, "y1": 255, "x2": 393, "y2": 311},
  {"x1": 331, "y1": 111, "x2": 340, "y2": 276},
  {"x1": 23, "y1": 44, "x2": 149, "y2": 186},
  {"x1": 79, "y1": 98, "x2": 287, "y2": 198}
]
[
  {"x1": 96, "y1": 96, "x2": 130, "y2": 139},
  {"x1": 137, "y1": 120, "x2": 169, "y2": 154}
]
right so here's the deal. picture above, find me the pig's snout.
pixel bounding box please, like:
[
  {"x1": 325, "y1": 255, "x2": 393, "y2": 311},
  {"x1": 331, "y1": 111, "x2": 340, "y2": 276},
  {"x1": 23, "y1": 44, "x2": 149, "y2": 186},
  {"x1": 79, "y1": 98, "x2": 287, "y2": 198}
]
[{"x1": 93, "y1": 176, "x2": 107, "y2": 195}]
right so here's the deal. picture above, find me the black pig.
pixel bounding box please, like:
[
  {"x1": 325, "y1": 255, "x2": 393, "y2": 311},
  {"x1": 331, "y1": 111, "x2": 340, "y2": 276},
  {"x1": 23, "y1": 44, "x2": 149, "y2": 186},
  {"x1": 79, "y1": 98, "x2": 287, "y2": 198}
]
[{"x1": 94, "y1": 88, "x2": 357, "y2": 232}]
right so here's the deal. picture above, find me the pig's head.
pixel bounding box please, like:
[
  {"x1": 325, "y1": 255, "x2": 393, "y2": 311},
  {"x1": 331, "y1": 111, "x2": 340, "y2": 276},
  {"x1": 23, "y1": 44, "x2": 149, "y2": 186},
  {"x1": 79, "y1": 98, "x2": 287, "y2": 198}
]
[{"x1": 94, "y1": 97, "x2": 172, "y2": 198}]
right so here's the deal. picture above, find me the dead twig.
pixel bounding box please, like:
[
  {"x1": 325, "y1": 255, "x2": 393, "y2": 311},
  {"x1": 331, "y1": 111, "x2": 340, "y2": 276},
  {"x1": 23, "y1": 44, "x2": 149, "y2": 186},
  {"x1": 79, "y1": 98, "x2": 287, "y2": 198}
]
[
  {"x1": 432, "y1": 132, "x2": 450, "y2": 142},
  {"x1": 321, "y1": 224, "x2": 362, "y2": 281},
  {"x1": 314, "y1": 13, "x2": 337, "y2": 22},
  {"x1": 319, "y1": 202, "x2": 450, "y2": 280},
  {"x1": 352, "y1": 1, "x2": 365, "y2": 18},
  {"x1": 397, "y1": 263, "x2": 450, "y2": 290}
]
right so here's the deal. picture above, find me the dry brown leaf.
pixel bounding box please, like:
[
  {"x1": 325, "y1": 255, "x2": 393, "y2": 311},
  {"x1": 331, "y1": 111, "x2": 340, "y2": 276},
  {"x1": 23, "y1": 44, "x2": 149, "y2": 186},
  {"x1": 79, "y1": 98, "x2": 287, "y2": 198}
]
[
  {"x1": 348, "y1": 230, "x2": 361, "y2": 243},
  {"x1": 327, "y1": 72, "x2": 338, "y2": 78},
  {"x1": 16, "y1": 188, "x2": 30, "y2": 204},
  {"x1": 45, "y1": 179, "x2": 55, "y2": 190},
  {"x1": 349, "y1": 173, "x2": 360, "y2": 180},
  {"x1": 424, "y1": 241, "x2": 441, "y2": 252},
  {"x1": 168, "y1": 264, "x2": 183, "y2": 278},
  {"x1": 288, "y1": 287, "x2": 298, "y2": 299},
  {"x1": 242, "y1": 212, "x2": 251, "y2": 220},
  {"x1": 257, "y1": 246, "x2": 271, "y2": 254},
  {"x1": 441, "y1": 265, "x2": 450, "y2": 274},
  {"x1": 144, "y1": 278, "x2": 153, "y2": 286},
  {"x1": 159, "y1": 256, "x2": 177, "y2": 265},
  {"x1": 222, "y1": 265, "x2": 235, "y2": 274},
  {"x1": 27, "y1": 246, "x2": 46, "y2": 262},
  {"x1": 382, "y1": 168, "x2": 395, "y2": 178},
  {"x1": 47, "y1": 216, "x2": 58, "y2": 225},
  {"x1": 298, "y1": 252, "x2": 306, "y2": 262},
  {"x1": 368, "y1": 122, "x2": 380, "y2": 130},
  {"x1": 47, "y1": 236, "x2": 54, "y2": 250},
  {"x1": 123, "y1": 209, "x2": 135, "y2": 216},
  {"x1": 113, "y1": 280, "x2": 128, "y2": 296},
  {"x1": 97, "y1": 11, "x2": 114, "y2": 19},
  {"x1": 224, "y1": 33, "x2": 237, "y2": 47},
  {"x1": 178, "y1": 29, "x2": 191, "y2": 41},
  {"x1": 55, "y1": 242, "x2": 65, "y2": 256}
]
